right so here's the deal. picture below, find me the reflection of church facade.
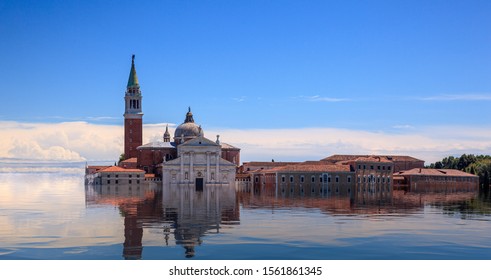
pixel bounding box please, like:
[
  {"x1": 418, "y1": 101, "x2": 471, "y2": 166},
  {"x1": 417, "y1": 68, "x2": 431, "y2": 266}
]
[{"x1": 86, "y1": 55, "x2": 239, "y2": 186}]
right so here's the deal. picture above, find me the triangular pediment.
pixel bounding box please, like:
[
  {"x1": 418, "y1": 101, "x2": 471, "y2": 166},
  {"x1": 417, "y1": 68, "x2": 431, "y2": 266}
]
[{"x1": 180, "y1": 136, "x2": 219, "y2": 147}]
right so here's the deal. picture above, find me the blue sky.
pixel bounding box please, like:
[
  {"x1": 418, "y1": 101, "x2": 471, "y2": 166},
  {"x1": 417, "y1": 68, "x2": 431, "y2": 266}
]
[{"x1": 1, "y1": 0, "x2": 490, "y2": 163}]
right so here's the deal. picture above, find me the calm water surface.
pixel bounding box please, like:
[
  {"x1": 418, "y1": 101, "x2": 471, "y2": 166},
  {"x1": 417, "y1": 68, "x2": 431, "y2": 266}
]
[{"x1": 1, "y1": 161, "x2": 491, "y2": 260}]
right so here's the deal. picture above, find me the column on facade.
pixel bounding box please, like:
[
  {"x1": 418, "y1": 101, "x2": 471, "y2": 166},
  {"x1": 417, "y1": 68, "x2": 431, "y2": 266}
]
[
  {"x1": 190, "y1": 152, "x2": 194, "y2": 182},
  {"x1": 206, "y1": 152, "x2": 210, "y2": 183},
  {"x1": 180, "y1": 153, "x2": 184, "y2": 182},
  {"x1": 215, "y1": 153, "x2": 220, "y2": 183}
]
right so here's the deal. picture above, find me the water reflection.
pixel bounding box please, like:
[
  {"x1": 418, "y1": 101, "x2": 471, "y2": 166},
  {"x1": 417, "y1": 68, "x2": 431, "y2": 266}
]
[
  {"x1": 84, "y1": 180, "x2": 489, "y2": 259},
  {"x1": 85, "y1": 182, "x2": 239, "y2": 259},
  {"x1": 162, "y1": 184, "x2": 239, "y2": 258},
  {"x1": 236, "y1": 181, "x2": 483, "y2": 216},
  {"x1": 86, "y1": 182, "x2": 163, "y2": 259}
]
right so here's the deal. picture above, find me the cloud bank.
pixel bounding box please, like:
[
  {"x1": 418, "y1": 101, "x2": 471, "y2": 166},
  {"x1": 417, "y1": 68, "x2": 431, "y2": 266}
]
[{"x1": 1, "y1": 121, "x2": 491, "y2": 164}]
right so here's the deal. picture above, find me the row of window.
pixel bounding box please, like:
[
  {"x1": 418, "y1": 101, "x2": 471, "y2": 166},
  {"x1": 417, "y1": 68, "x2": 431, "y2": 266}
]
[
  {"x1": 358, "y1": 164, "x2": 392, "y2": 171},
  {"x1": 358, "y1": 185, "x2": 391, "y2": 193},
  {"x1": 358, "y1": 175, "x2": 391, "y2": 184},
  {"x1": 280, "y1": 175, "x2": 352, "y2": 184},
  {"x1": 106, "y1": 180, "x2": 140, "y2": 184},
  {"x1": 106, "y1": 174, "x2": 141, "y2": 178},
  {"x1": 412, "y1": 176, "x2": 475, "y2": 182},
  {"x1": 280, "y1": 186, "x2": 350, "y2": 195},
  {"x1": 106, "y1": 186, "x2": 140, "y2": 191}
]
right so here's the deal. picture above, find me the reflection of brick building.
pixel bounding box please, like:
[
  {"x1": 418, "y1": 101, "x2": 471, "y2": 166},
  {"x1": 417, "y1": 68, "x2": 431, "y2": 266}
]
[{"x1": 86, "y1": 183, "x2": 163, "y2": 260}]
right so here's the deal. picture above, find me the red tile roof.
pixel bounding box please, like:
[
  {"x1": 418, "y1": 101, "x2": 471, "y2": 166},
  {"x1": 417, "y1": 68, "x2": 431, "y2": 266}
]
[
  {"x1": 121, "y1": 157, "x2": 137, "y2": 163},
  {"x1": 243, "y1": 161, "x2": 300, "y2": 167},
  {"x1": 395, "y1": 168, "x2": 477, "y2": 177},
  {"x1": 352, "y1": 156, "x2": 393, "y2": 163},
  {"x1": 100, "y1": 166, "x2": 145, "y2": 173},
  {"x1": 322, "y1": 154, "x2": 424, "y2": 163},
  {"x1": 265, "y1": 163, "x2": 351, "y2": 173}
]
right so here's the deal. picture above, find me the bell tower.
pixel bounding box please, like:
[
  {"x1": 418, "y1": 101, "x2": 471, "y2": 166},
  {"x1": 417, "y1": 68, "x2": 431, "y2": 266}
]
[{"x1": 124, "y1": 54, "x2": 143, "y2": 159}]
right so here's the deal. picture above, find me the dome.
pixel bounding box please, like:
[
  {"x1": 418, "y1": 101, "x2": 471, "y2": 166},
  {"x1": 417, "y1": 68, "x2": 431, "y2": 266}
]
[
  {"x1": 174, "y1": 122, "x2": 202, "y2": 139},
  {"x1": 173, "y1": 107, "x2": 204, "y2": 143}
]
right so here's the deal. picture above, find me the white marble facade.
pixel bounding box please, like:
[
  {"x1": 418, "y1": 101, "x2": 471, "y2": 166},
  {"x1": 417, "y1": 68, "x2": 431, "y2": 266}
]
[{"x1": 162, "y1": 135, "x2": 236, "y2": 186}]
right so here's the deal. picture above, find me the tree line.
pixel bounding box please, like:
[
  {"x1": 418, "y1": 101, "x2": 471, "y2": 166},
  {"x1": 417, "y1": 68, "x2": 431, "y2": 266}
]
[{"x1": 427, "y1": 154, "x2": 491, "y2": 190}]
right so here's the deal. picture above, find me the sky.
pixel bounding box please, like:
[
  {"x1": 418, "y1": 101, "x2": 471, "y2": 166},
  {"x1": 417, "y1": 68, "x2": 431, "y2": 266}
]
[{"x1": 0, "y1": 0, "x2": 490, "y2": 164}]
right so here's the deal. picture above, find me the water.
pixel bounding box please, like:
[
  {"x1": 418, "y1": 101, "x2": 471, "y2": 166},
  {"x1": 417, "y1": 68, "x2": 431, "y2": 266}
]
[{"x1": 1, "y1": 161, "x2": 491, "y2": 260}]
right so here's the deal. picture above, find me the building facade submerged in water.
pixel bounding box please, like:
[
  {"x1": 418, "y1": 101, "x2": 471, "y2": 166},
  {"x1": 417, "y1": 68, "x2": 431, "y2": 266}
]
[{"x1": 86, "y1": 55, "x2": 240, "y2": 186}]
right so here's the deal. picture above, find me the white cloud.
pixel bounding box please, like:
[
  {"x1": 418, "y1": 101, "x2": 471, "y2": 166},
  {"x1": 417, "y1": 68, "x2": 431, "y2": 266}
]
[
  {"x1": 417, "y1": 94, "x2": 491, "y2": 101},
  {"x1": 2, "y1": 121, "x2": 491, "y2": 165},
  {"x1": 209, "y1": 126, "x2": 491, "y2": 164},
  {"x1": 232, "y1": 96, "x2": 247, "y2": 102},
  {"x1": 392, "y1": 124, "x2": 415, "y2": 129},
  {"x1": 299, "y1": 95, "x2": 350, "y2": 102}
]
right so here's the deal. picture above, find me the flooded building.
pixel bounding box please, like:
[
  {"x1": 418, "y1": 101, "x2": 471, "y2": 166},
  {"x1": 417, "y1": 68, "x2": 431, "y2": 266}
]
[
  {"x1": 248, "y1": 156, "x2": 395, "y2": 200},
  {"x1": 393, "y1": 168, "x2": 479, "y2": 192},
  {"x1": 86, "y1": 55, "x2": 240, "y2": 183},
  {"x1": 321, "y1": 154, "x2": 424, "y2": 172}
]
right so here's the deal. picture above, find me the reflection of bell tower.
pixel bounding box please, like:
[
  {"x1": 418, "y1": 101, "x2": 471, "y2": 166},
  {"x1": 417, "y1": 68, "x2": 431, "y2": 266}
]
[
  {"x1": 123, "y1": 212, "x2": 143, "y2": 260},
  {"x1": 124, "y1": 54, "x2": 143, "y2": 159}
]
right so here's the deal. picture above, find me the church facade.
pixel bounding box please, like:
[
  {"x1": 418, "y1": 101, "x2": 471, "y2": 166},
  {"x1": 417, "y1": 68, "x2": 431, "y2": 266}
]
[{"x1": 123, "y1": 56, "x2": 239, "y2": 185}]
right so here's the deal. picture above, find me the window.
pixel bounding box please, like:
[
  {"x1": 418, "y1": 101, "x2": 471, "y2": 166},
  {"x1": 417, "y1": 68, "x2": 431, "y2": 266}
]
[
  {"x1": 370, "y1": 165, "x2": 374, "y2": 170},
  {"x1": 290, "y1": 176, "x2": 294, "y2": 183},
  {"x1": 358, "y1": 176, "x2": 361, "y2": 183},
  {"x1": 129, "y1": 180, "x2": 132, "y2": 184},
  {"x1": 311, "y1": 176, "x2": 315, "y2": 183},
  {"x1": 107, "y1": 180, "x2": 110, "y2": 184},
  {"x1": 348, "y1": 176, "x2": 351, "y2": 183},
  {"x1": 129, "y1": 175, "x2": 132, "y2": 178},
  {"x1": 320, "y1": 176, "x2": 323, "y2": 183},
  {"x1": 255, "y1": 177, "x2": 259, "y2": 183},
  {"x1": 185, "y1": 172, "x2": 189, "y2": 180},
  {"x1": 137, "y1": 180, "x2": 140, "y2": 184},
  {"x1": 282, "y1": 176, "x2": 286, "y2": 183},
  {"x1": 358, "y1": 165, "x2": 361, "y2": 169},
  {"x1": 382, "y1": 166, "x2": 386, "y2": 170},
  {"x1": 335, "y1": 176, "x2": 339, "y2": 183},
  {"x1": 136, "y1": 174, "x2": 140, "y2": 178},
  {"x1": 388, "y1": 166, "x2": 391, "y2": 171},
  {"x1": 115, "y1": 174, "x2": 119, "y2": 178},
  {"x1": 115, "y1": 180, "x2": 118, "y2": 184},
  {"x1": 107, "y1": 175, "x2": 110, "y2": 178},
  {"x1": 300, "y1": 176, "x2": 304, "y2": 183},
  {"x1": 377, "y1": 166, "x2": 381, "y2": 170},
  {"x1": 363, "y1": 165, "x2": 366, "y2": 170},
  {"x1": 328, "y1": 176, "x2": 331, "y2": 183}
]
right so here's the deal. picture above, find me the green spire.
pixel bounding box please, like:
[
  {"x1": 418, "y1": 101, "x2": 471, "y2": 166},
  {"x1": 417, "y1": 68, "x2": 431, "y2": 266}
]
[{"x1": 127, "y1": 54, "x2": 139, "y2": 87}]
